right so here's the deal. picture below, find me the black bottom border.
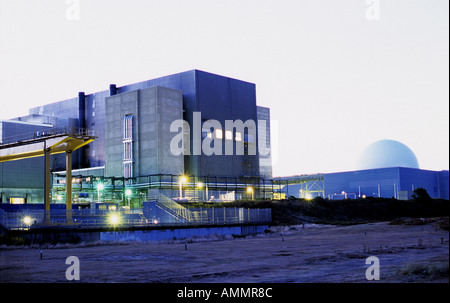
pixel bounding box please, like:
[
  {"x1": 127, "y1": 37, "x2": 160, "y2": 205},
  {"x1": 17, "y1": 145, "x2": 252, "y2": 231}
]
[{"x1": 1, "y1": 283, "x2": 448, "y2": 302}]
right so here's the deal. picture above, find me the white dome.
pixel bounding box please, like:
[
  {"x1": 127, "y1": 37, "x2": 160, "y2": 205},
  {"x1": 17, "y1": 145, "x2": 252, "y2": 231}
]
[{"x1": 357, "y1": 139, "x2": 419, "y2": 170}]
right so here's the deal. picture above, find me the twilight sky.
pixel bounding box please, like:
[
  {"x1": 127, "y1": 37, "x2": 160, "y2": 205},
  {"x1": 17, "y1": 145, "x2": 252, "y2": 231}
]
[{"x1": 0, "y1": 0, "x2": 448, "y2": 176}]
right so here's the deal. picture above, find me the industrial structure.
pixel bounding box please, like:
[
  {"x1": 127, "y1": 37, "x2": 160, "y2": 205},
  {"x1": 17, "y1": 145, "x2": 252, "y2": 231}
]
[
  {"x1": 1, "y1": 70, "x2": 273, "y2": 207},
  {"x1": 275, "y1": 140, "x2": 449, "y2": 200},
  {"x1": 0, "y1": 71, "x2": 448, "y2": 221}
]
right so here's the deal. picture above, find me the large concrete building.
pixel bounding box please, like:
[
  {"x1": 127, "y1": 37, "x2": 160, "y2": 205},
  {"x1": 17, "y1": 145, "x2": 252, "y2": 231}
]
[
  {"x1": 1, "y1": 70, "x2": 273, "y2": 204},
  {"x1": 28, "y1": 69, "x2": 272, "y2": 179}
]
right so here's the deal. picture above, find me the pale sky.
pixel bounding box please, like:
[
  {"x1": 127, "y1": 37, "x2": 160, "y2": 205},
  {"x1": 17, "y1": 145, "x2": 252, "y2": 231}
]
[{"x1": 0, "y1": 0, "x2": 448, "y2": 176}]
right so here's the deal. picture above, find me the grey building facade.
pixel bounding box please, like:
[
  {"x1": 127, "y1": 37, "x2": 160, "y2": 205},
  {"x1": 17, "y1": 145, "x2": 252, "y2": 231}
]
[
  {"x1": 28, "y1": 69, "x2": 272, "y2": 179},
  {"x1": 1, "y1": 70, "x2": 273, "y2": 204}
]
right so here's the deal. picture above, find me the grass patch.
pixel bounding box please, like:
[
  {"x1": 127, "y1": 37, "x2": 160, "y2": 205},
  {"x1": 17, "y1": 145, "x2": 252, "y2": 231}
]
[
  {"x1": 0, "y1": 234, "x2": 28, "y2": 246},
  {"x1": 184, "y1": 197, "x2": 449, "y2": 226},
  {"x1": 399, "y1": 261, "x2": 449, "y2": 280}
]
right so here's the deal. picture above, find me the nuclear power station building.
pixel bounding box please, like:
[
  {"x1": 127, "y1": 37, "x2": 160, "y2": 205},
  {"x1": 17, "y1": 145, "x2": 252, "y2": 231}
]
[
  {"x1": 275, "y1": 140, "x2": 449, "y2": 200},
  {"x1": 0, "y1": 70, "x2": 272, "y2": 204},
  {"x1": 0, "y1": 71, "x2": 448, "y2": 208}
]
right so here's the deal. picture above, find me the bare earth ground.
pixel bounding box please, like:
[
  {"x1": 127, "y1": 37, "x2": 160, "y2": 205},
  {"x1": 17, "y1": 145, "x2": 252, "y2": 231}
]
[{"x1": 0, "y1": 221, "x2": 448, "y2": 283}]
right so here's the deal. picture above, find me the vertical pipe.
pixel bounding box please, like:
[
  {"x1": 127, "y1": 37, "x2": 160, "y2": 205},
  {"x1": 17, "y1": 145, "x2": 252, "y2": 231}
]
[
  {"x1": 78, "y1": 92, "x2": 86, "y2": 168},
  {"x1": 110, "y1": 84, "x2": 117, "y2": 96},
  {"x1": 66, "y1": 151, "x2": 73, "y2": 222},
  {"x1": 44, "y1": 148, "x2": 51, "y2": 222}
]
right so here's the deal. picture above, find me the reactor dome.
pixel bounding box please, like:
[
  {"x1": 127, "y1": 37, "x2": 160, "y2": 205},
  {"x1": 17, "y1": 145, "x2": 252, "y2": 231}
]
[{"x1": 356, "y1": 139, "x2": 419, "y2": 170}]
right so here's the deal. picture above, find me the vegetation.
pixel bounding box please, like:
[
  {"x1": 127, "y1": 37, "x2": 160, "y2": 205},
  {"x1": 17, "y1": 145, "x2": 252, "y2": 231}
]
[
  {"x1": 411, "y1": 187, "x2": 432, "y2": 201},
  {"x1": 185, "y1": 197, "x2": 449, "y2": 226}
]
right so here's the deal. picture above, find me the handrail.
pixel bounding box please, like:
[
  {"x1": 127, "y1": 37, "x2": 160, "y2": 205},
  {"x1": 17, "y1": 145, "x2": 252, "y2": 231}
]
[{"x1": 0, "y1": 127, "x2": 96, "y2": 146}]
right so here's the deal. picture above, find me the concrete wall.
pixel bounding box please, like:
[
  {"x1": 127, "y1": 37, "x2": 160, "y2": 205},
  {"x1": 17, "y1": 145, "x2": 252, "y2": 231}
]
[
  {"x1": 257, "y1": 106, "x2": 272, "y2": 179},
  {"x1": 23, "y1": 70, "x2": 272, "y2": 180},
  {"x1": 104, "y1": 86, "x2": 184, "y2": 177},
  {"x1": 100, "y1": 225, "x2": 269, "y2": 242}
]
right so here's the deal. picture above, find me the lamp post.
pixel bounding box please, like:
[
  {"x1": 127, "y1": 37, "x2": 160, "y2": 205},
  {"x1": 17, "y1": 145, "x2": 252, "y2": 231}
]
[
  {"x1": 179, "y1": 176, "x2": 187, "y2": 199},
  {"x1": 247, "y1": 186, "x2": 254, "y2": 200},
  {"x1": 97, "y1": 183, "x2": 104, "y2": 202},
  {"x1": 125, "y1": 189, "x2": 132, "y2": 209},
  {"x1": 197, "y1": 182, "x2": 204, "y2": 202}
]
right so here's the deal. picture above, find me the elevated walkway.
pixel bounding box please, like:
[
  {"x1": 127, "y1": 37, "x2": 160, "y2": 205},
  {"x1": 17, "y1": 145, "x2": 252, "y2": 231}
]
[{"x1": 0, "y1": 127, "x2": 96, "y2": 221}]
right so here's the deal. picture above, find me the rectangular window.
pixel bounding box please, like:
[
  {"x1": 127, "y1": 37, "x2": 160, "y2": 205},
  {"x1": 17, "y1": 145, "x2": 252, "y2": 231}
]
[
  {"x1": 10, "y1": 198, "x2": 25, "y2": 204},
  {"x1": 235, "y1": 131, "x2": 242, "y2": 142},
  {"x1": 202, "y1": 129, "x2": 211, "y2": 139},
  {"x1": 215, "y1": 129, "x2": 223, "y2": 139},
  {"x1": 225, "y1": 130, "x2": 233, "y2": 140},
  {"x1": 123, "y1": 114, "x2": 134, "y2": 179}
]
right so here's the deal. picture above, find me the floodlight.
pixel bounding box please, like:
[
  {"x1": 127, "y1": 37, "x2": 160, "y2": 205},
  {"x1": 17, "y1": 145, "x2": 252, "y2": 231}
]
[{"x1": 23, "y1": 216, "x2": 32, "y2": 226}]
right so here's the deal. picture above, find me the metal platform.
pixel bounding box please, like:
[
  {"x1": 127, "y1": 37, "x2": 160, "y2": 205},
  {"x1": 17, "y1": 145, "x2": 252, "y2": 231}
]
[{"x1": 0, "y1": 127, "x2": 96, "y2": 219}]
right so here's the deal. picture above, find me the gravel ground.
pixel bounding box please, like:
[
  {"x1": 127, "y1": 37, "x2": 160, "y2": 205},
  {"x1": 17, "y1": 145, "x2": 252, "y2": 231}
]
[{"x1": 0, "y1": 221, "x2": 448, "y2": 283}]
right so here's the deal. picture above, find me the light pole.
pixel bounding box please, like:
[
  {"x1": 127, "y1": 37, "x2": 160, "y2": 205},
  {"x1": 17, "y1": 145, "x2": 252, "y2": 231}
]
[
  {"x1": 179, "y1": 176, "x2": 187, "y2": 199},
  {"x1": 247, "y1": 186, "x2": 254, "y2": 200},
  {"x1": 197, "y1": 182, "x2": 204, "y2": 202},
  {"x1": 125, "y1": 189, "x2": 132, "y2": 209},
  {"x1": 97, "y1": 183, "x2": 104, "y2": 202}
]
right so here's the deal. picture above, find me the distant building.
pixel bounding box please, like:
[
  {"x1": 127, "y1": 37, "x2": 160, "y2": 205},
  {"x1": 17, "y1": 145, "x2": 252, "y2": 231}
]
[
  {"x1": 276, "y1": 140, "x2": 449, "y2": 200},
  {"x1": 324, "y1": 167, "x2": 449, "y2": 200}
]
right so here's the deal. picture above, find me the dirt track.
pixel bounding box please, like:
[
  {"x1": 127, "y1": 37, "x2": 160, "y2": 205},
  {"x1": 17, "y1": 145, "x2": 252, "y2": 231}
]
[{"x1": 0, "y1": 221, "x2": 448, "y2": 283}]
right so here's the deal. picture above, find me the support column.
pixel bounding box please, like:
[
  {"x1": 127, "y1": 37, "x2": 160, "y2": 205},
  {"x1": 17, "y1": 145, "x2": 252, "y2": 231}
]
[
  {"x1": 44, "y1": 148, "x2": 51, "y2": 222},
  {"x1": 66, "y1": 151, "x2": 73, "y2": 223}
]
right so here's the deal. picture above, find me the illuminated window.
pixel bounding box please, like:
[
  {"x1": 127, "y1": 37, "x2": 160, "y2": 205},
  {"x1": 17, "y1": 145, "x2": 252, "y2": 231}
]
[
  {"x1": 235, "y1": 132, "x2": 242, "y2": 141},
  {"x1": 10, "y1": 198, "x2": 25, "y2": 204},
  {"x1": 215, "y1": 129, "x2": 223, "y2": 139},
  {"x1": 202, "y1": 129, "x2": 212, "y2": 139},
  {"x1": 225, "y1": 130, "x2": 233, "y2": 140}
]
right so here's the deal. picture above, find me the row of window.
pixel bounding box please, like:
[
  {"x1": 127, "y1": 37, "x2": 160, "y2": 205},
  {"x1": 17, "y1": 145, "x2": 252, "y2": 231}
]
[{"x1": 202, "y1": 129, "x2": 254, "y2": 143}]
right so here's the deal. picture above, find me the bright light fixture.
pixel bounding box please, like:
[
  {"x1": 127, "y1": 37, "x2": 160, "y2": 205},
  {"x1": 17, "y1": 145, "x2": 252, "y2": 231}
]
[
  {"x1": 125, "y1": 189, "x2": 132, "y2": 196},
  {"x1": 109, "y1": 214, "x2": 120, "y2": 226},
  {"x1": 97, "y1": 183, "x2": 104, "y2": 191},
  {"x1": 197, "y1": 182, "x2": 204, "y2": 188},
  {"x1": 180, "y1": 176, "x2": 187, "y2": 183},
  {"x1": 246, "y1": 187, "x2": 253, "y2": 193},
  {"x1": 23, "y1": 216, "x2": 32, "y2": 225}
]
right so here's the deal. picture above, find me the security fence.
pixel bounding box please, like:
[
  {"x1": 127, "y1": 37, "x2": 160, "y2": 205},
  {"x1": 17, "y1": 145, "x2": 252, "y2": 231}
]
[
  {"x1": 0, "y1": 203, "x2": 272, "y2": 231},
  {"x1": 51, "y1": 173, "x2": 291, "y2": 206}
]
